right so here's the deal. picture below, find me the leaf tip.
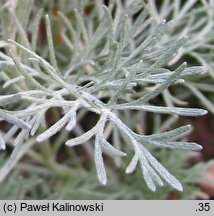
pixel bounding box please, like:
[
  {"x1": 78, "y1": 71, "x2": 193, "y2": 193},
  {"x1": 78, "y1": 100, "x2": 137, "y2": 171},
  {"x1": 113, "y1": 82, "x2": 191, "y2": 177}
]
[
  {"x1": 0, "y1": 144, "x2": 6, "y2": 151},
  {"x1": 176, "y1": 184, "x2": 183, "y2": 192},
  {"x1": 65, "y1": 140, "x2": 70, "y2": 146},
  {"x1": 187, "y1": 124, "x2": 191, "y2": 128},
  {"x1": 161, "y1": 19, "x2": 166, "y2": 24},
  {"x1": 7, "y1": 39, "x2": 13, "y2": 43},
  {"x1": 202, "y1": 110, "x2": 208, "y2": 115},
  {"x1": 183, "y1": 61, "x2": 187, "y2": 67},
  {"x1": 197, "y1": 109, "x2": 208, "y2": 116},
  {"x1": 150, "y1": 186, "x2": 157, "y2": 192},
  {"x1": 172, "y1": 180, "x2": 183, "y2": 192},
  {"x1": 197, "y1": 144, "x2": 203, "y2": 151},
  {"x1": 36, "y1": 134, "x2": 45, "y2": 143},
  {"x1": 100, "y1": 178, "x2": 107, "y2": 186}
]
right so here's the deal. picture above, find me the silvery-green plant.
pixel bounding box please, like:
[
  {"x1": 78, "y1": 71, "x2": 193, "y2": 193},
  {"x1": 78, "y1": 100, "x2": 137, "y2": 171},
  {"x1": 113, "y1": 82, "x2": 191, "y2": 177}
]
[
  {"x1": 137, "y1": 0, "x2": 214, "y2": 115},
  {"x1": 0, "y1": 0, "x2": 208, "y2": 192}
]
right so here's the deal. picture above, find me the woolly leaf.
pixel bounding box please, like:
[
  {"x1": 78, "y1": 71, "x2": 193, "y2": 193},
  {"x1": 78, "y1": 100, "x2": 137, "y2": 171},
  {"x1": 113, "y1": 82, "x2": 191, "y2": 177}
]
[
  {"x1": 0, "y1": 93, "x2": 21, "y2": 106},
  {"x1": 0, "y1": 109, "x2": 30, "y2": 130},
  {"x1": 114, "y1": 104, "x2": 207, "y2": 116},
  {"x1": 37, "y1": 111, "x2": 71, "y2": 142},
  {"x1": 0, "y1": 133, "x2": 6, "y2": 150},
  {"x1": 94, "y1": 136, "x2": 107, "y2": 185},
  {"x1": 126, "y1": 154, "x2": 139, "y2": 174},
  {"x1": 101, "y1": 138, "x2": 127, "y2": 157},
  {"x1": 140, "y1": 145, "x2": 183, "y2": 191},
  {"x1": 45, "y1": 14, "x2": 60, "y2": 74}
]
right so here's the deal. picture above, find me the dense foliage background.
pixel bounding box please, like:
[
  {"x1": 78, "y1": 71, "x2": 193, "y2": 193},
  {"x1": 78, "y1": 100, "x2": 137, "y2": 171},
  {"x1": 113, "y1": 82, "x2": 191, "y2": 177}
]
[{"x1": 0, "y1": 0, "x2": 214, "y2": 199}]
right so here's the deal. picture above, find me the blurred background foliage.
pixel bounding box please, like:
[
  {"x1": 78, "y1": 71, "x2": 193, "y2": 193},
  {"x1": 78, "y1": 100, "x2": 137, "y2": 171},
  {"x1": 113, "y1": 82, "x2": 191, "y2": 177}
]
[{"x1": 0, "y1": 0, "x2": 214, "y2": 199}]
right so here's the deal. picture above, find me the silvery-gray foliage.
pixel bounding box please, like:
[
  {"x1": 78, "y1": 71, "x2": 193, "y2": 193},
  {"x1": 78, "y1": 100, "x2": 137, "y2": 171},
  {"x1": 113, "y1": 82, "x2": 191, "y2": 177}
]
[
  {"x1": 139, "y1": 0, "x2": 214, "y2": 114},
  {"x1": 0, "y1": 0, "x2": 209, "y2": 191}
]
